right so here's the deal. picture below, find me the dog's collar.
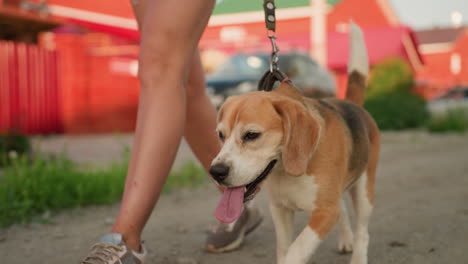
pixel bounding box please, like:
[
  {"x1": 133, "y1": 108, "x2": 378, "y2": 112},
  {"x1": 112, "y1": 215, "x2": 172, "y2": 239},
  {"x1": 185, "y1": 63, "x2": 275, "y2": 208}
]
[{"x1": 244, "y1": 159, "x2": 277, "y2": 202}]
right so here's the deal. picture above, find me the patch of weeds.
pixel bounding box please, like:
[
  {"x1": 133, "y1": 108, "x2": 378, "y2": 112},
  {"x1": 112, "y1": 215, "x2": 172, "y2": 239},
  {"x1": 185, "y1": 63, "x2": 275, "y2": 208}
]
[
  {"x1": 164, "y1": 161, "x2": 207, "y2": 193},
  {"x1": 427, "y1": 108, "x2": 468, "y2": 133},
  {"x1": 364, "y1": 92, "x2": 429, "y2": 130},
  {"x1": 0, "y1": 151, "x2": 206, "y2": 228},
  {"x1": 0, "y1": 154, "x2": 127, "y2": 227},
  {"x1": 0, "y1": 131, "x2": 31, "y2": 167}
]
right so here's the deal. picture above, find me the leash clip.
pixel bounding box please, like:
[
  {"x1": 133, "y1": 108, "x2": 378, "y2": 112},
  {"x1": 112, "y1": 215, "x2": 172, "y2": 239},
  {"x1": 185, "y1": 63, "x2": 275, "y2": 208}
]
[
  {"x1": 258, "y1": 0, "x2": 294, "y2": 92},
  {"x1": 268, "y1": 33, "x2": 279, "y2": 72}
]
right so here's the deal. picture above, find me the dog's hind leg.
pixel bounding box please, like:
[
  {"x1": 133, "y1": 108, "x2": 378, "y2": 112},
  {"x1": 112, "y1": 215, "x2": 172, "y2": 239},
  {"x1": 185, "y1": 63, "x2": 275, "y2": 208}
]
[
  {"x1": 349, "y1": 174, "x2": 373, "y2": 264},
  {"x1": 338, "y1": 198, "x2": 354, "y2": 254},
  {"x1": 270, "y1": 203, "x2": 294, "y2": 264}
]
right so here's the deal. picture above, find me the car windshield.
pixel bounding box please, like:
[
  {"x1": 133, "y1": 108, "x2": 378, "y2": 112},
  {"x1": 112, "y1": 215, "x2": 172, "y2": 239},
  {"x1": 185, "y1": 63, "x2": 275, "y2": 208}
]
[{"x1": 210, "y1": 55, "x2": 269, "y2": 78}]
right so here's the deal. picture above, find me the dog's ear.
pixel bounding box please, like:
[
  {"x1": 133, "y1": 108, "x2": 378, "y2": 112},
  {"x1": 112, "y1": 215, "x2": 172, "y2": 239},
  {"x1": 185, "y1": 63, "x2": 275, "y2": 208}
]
[
  {"x1": 274, "y1": 82, "x2": 304, "y2": 101},
  {"x1": 273, "y1": 99, "x2": 320, "y2": 176}
]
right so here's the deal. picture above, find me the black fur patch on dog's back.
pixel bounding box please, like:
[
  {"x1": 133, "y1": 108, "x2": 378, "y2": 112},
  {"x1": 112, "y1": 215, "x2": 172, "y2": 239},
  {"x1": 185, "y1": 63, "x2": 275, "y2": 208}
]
[
  {"x1": 315, "y1": 99, "x2": 338, "y2": 120},
  {"x1": 334, "y1": 100, "x2": 370, "y2": 173},
  {"x1": 317, "y1": 99, "x2": 336, "y2": 112}
]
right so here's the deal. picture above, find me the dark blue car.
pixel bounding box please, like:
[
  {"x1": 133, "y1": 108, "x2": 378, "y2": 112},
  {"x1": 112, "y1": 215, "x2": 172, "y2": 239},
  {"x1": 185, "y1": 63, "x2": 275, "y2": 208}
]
[{"x1": 206, "y1": 52, "x2": 336, "y2": 107}]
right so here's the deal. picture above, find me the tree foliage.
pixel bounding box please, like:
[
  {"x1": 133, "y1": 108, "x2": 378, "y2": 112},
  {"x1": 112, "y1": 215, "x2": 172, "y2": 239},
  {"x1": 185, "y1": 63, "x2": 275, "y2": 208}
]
[
  {"x1": 367, "y1": 57, "x2": 414, "y2": 98},
  {"x1": 364, "y1": 58, "x2": 429, "y2": 130}
]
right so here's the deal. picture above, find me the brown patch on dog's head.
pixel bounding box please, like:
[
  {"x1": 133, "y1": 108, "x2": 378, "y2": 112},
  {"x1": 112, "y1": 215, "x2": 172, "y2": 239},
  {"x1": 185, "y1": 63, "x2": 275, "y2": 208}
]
[
  {"x1": 271, "y1": 96, "x2": 321, "y2": 176},
  {"x1": 213, "y1": 83, "x2": 321, "y2": 183},
  {"x1": 274, "y1": 81, "x2": 305, "y2": 102},
  {"x1": 216, "y1": 94, "x2": 282, "y2": 141},
  {"x1": 213, "y1": 92, "x2": 283, "y2": 187}
]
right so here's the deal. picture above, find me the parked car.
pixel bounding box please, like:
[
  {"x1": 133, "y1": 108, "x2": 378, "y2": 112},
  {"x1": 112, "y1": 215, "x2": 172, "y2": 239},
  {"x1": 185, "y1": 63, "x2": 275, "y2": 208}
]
[
  {"x1": 206, "y1": 52, "x2": 336, "y2": 107},
  {"x1": 427, "y1": 87, "x2": 468, "y2": 116}
]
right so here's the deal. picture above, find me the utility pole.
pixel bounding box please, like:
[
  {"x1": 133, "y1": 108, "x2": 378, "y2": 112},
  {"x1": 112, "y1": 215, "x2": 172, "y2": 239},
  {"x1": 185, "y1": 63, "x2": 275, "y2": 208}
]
[{"x1": 311, "y1": 0, "x2": 327, "y2": 66}]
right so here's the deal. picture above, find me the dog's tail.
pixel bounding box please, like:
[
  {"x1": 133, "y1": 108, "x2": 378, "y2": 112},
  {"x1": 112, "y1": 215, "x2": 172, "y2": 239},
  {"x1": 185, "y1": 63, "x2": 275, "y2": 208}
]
[{"x1": 345, "y1": 22, "x2": 369, "y2": 106}]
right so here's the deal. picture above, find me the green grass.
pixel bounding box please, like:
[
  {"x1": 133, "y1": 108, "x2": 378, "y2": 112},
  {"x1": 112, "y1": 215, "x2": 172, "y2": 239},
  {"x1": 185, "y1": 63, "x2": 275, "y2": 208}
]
[
  {"x1": 0, "y1": 132, "x2": 31, "y2": 167},
  {"x1": 164, "y1": 162, "x2": 207, "y2": 193},
  {"x1": 364, "y1": 92, "x2": 429, "y2": 130},
  {"x1": 0, "y1": 153, "x2": 206, "y2": 228},
  {"x1": 427, "y1": 108, "x2": 468, "y2": 133}
]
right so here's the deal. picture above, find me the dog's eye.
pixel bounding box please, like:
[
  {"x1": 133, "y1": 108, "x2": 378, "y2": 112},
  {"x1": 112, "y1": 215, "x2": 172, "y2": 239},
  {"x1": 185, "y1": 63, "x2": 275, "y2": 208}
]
[
  {"x1": 242, "y1": 131, "x2": 261, "y2": 141},
  {"x1": 218, "y1": 131, "x2": 225, "y2": 142}
]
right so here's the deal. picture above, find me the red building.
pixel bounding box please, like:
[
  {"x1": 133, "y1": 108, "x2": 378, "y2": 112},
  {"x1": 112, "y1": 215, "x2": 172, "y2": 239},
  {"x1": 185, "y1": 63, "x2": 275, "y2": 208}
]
[
  {"x1": 0, "y1": 1, "x2": 64, "y2": 134},
  {"x1": 415, "y1": 27, "x2": 468, "y2": 99},
  {"x1": 1, "y1": 0, "x2": 424, "y2": 134},
  {"x1": 198, "y1": 0, "x2": 422, "y2": 98},
  {"x1": 1, "y1": 0, "x2": 141, "y2": 134}
]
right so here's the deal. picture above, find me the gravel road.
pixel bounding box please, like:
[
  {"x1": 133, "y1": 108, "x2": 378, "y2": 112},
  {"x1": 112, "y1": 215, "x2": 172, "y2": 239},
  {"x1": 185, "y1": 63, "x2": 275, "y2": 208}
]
[{"x1": 1, "y1": 131, "x2": 467, "y2": 263}]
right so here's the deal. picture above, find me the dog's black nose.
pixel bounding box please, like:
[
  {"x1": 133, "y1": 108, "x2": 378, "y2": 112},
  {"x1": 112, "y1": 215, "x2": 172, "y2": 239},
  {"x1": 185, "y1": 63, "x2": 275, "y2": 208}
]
[{"x1": 209, "y1": 163, "x2": 230, "y2": 182}]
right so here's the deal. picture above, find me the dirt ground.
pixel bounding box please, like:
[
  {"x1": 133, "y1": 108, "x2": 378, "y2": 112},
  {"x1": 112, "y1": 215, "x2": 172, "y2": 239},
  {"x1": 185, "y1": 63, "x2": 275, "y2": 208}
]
[{"x1": 1, "y1": 131, "x2": 467, "y2": 263}]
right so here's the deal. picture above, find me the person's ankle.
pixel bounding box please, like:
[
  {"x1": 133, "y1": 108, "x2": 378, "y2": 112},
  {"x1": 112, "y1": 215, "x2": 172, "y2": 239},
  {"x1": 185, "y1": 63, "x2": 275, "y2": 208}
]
[
  {"x1": 124, "y1": 235, "x2": 142, "y2": 252},
  {"x1": 110, "y1": 226, "x2": 142, "y2": 252}
]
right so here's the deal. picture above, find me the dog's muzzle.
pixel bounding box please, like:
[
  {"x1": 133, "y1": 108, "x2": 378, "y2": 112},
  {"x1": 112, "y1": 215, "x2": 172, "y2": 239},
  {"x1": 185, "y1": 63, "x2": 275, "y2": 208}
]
[
  {"x1": 209, "y1": 159, "x2": 277, "y2": 202},
  {"x1": 209, "y1": 163, "x2": 230, "y2": 184},
  {"x1": 243, "y1": 159, "x2": 277, "y2": 202}
]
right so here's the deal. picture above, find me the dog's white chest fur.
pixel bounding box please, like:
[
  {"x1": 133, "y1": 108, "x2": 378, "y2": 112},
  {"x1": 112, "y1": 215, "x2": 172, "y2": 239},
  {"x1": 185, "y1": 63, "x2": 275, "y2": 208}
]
[{"x1": 266, "y1": 171, "x2": 318, "y2": 212}]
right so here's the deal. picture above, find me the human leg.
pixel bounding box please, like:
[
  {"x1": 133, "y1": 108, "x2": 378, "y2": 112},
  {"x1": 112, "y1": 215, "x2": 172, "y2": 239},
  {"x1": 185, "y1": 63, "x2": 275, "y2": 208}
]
[
  {"x1": 111, "y1": 0, "x2": 216, "y2": 251},
  {"x1": 184, "y1": 51, "x2": 264, "y2": 253},
  {"x1": 184, "y1": 50, "x2": 220, "y2": 171}
]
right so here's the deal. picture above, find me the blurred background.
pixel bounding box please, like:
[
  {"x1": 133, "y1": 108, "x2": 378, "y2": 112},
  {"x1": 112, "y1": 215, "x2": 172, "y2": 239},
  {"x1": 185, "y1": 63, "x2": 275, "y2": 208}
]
[
  {"x1": 1, "y1": 0, "x2": 467, "y2": 135},
  {"x1": 0, "y1": 0, "x2": 467, "y2": 263}
]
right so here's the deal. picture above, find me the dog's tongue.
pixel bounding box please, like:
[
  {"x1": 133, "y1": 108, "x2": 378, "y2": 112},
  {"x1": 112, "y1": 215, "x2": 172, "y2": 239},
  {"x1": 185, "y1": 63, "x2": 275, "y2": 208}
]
[{"x1": 215, "y1": 187, "x2": 245, "y2": 223}]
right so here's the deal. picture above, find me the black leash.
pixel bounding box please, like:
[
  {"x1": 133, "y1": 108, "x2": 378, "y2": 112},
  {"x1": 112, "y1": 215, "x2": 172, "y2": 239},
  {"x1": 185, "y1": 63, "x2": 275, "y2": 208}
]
[{"x1": 258, "y1": 0, "x2": 291, "y2": 92}]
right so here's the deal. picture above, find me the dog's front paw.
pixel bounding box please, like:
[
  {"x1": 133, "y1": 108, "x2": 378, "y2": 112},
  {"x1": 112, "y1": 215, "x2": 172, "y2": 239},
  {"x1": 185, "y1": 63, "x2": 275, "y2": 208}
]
[
  {"x1": 350, "y1": 252, "x2": 367, "y2": 264},
  {"x1": 337, "y1": 232, "x2": 353, "y2": 254}
]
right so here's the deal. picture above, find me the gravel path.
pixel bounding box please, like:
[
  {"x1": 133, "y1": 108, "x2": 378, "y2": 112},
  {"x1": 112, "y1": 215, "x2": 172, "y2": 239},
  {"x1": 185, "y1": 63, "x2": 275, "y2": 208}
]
[{"x1": 1, "y1": 131, "x2": 467, "y2": 263}]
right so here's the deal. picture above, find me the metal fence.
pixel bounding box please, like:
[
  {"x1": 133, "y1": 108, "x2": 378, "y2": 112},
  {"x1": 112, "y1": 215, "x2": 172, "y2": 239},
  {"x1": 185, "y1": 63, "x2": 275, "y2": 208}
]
[{"x1": 0, "y1": 41, "x2": 62, "y2": 134}]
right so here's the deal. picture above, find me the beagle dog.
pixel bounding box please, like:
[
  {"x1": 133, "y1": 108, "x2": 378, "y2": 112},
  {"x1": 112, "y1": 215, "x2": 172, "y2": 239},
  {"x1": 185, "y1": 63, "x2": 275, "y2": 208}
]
[{"x1": 210, "y1": 23, "x2": 379, "y2": 264}]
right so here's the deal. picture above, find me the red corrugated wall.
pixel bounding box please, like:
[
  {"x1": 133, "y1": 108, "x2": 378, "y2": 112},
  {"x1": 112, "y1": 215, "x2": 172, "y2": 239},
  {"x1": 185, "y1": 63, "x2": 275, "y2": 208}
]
[
  {"x1": 0, "y1": 41, "x2": 62, "y2": 134},
  {"x1": 43, "y1": 33, "x2": 140, "y2": 134}
]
